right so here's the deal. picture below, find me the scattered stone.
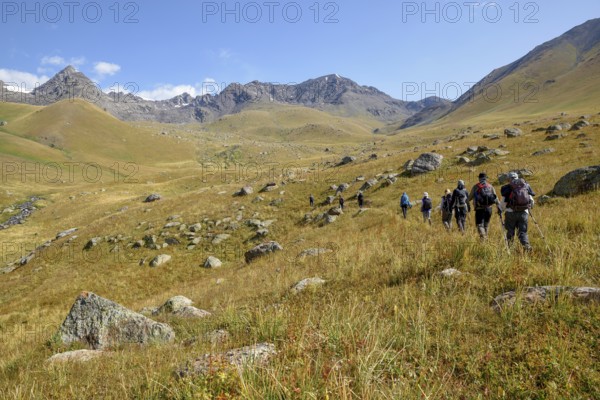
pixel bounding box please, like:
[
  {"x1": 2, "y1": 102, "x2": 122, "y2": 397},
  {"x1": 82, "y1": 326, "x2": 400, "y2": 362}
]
[
  {"x1": 298, "y1": 248, "x2": 333, "y2": 258},
  {"x1": 325, "y1": 195, "x2": 336, "y2": 205},
  {"x1": 570, "y1": 120, "x2": 590, "y2": 131},
  {"x1": 339, "y1": 156, "x2": 356, "y2": 165},
  {"x1": 260, "y1": 183, "x2": 279, "y2": 193},
  {"x1": 504, "y1": 128, "x2": 522, "y2": 138},
  {"x1": 189, "y1": 223, "x2": 202, "y2": 232},
  {"x1": 328, "y1": 207, "x2": 343, "y2": 216},
  {"x1": 150, "y1": 254, "x2": 171, "y2": 267},
  {"x1": 56, "y1": 228, "x2": 78, "y2": 239},
  {"x1": 177, "y1": 343, "x2": 276, "y2": 377},
  {"x1": 545, "y1": 133, "x2": 566, "y2": 141},
  {"x1": 165, "y1": 238, "x2": 180, "y2": 246},
  {"x1": 204, "y1": 256, "x2": 222, "y2": 269},
  {"x1": 47, "y1": 349, "x2": 105, "y2": 364},
  {"x1": 336, "y1": 183, "x2": 350, "y2": 193},
  {"x1": 491, "y1": 286, "x2": 600, "y2": 313},
  {"x1": 59, "y1": 292, "x2": 175, "y2": 350},
  {"x1": 245, "y1": 241, "x2": 283, "y2": 263},
  {"x1": 83, "y1": 237, "x2": 102, "y2": 251},
  {"x1": 252, "y1": 196, "x2": 264, "y2": 203},
  {"x1": 236, "y1": 186, "x2": 253, "y2": 196},
  {"x1": 212, "y1": 234, "x2": 230, "y2": 245},
  {"x1": 411, "y1": 153, "x2": 443, "y2": 174},
  {"x1": 291, "y1": 277, "x2": 326, "y2": 294},
  {"x1": 144, "y1": 194, "x2": 161, "y2": 203},
  {"x1": 360, "y1": 178, "x2": 378, "y2": 191},
  {"x1": 355, "y1": 176, "x2": 366, "y2": 182},
  {"x1": 498, "y1": 169, "x2": 534, "y2": 184},
  {"x1": 164, "y1": 222, "x2": 181, "y2": 228},
  {"x1": 552, "y1": 165, "x2": 600, "y2": 197},
  {"x1": 439, "y1": 268, "x2": 462, "y2": 277},
  {"x1": 532, "y1": 148, "x2": 555, "y2": 156},
  {"x1": 255, "y1": 228, "x2": 269, "y2": 237},
  {"x1": 325, "y1": 215, "x2": 337, "y2": 225}
]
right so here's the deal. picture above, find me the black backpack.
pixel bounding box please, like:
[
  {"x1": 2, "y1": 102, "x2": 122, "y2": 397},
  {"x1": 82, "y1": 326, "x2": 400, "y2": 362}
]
[
  {"x1": 475, "y1": 182, "x2": 496, "y2": 207},
  {"x1": 442, "y1": 195, "x2": 452, "y2": 212},
  {"x1": 422, "y1": 197, "x2": 432, "y2": 210}
]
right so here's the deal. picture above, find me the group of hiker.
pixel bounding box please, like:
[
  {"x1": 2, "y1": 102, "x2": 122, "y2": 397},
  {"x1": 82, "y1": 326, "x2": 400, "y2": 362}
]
[
  {"x1": 310, "y1": 171, "x2": 537, "y2": 251},
  {"x1": 407, "y1": 172, "x2": 536, "y2": 251}
]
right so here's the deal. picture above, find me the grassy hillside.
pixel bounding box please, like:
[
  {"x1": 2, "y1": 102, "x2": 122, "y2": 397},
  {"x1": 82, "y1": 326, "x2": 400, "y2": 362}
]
[{"x1": 0, "y1": 97, "x2": 598, "y2": 398}]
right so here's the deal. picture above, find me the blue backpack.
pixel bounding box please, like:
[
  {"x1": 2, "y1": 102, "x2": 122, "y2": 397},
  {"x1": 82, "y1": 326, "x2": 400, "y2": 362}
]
[{"x1": 400, "y1": 194, "x2": 410, "y2": 206}]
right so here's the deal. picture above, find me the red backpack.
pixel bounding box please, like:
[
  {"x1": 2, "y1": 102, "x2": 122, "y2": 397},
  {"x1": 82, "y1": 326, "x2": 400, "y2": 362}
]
[{"x1": 475, "y1": 182, "x2": 496, "y2": 207}]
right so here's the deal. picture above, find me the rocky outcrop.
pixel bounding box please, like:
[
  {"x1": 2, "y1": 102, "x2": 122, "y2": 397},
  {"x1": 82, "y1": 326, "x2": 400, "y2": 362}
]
[{"x1": 59, "y1": 292, "x2": 175, "y2": 350}]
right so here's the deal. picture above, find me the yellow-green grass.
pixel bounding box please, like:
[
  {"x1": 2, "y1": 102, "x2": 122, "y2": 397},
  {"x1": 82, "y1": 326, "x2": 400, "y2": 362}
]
[{"x1": 0, "y1": 102, "x2": 598, "y2": 398}]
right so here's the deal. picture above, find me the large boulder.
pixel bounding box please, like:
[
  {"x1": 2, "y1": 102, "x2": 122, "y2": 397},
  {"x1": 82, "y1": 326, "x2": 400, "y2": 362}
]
[
  {"x1": 59, "y1": 292, "x2": 175, "y2": 350},
  {"x1": 552, "y1": 165, "x2": 600, "y2": 197},
  {"x1": 411, "y1": 153, "x2": 443, "y2": 175},
  {"x1": 245, "y1": 241, "x2": 283, "y2": 263}
]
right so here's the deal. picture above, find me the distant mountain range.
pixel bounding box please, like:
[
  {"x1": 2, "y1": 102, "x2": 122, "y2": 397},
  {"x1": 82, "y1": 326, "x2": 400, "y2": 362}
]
[
  {"x1": 1, "y1": 18, "x2": 599, "y2": 127},
  {"x1": 0, "y1": 68, "x2": 449, "y2": 124}
]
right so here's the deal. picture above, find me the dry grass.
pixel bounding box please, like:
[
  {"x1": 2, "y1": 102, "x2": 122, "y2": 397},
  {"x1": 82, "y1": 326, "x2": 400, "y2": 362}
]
[{"x1": 0, "y1": 103, "x2": 598, "y2": 399}]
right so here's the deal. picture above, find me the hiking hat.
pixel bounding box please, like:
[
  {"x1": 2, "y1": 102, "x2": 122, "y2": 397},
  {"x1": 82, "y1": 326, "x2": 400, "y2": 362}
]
[
  {"x1": 479, "y1": 172, "x2": 488, "y2": 180},
  {"x1": 458, "y1": 180, "x2": 465, "y2": 186},
  {"x1": 424, "y1": 192, "x2": 429, "y2": 197},
  {"x1": 445, "y1": 189, "x2": 451, "y2": 195},
  {"x1": 508, "y1": 172, "x2": 519, "y2": 180}
]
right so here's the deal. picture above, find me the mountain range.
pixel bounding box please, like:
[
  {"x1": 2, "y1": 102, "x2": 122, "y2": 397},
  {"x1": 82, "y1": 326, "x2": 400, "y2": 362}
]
[
  {"x1": 1, "y1": 18, "x2": 599, "y2": 128},
  {"x1": 0, "y1": 68, "x2": 449, "y2": 124}
]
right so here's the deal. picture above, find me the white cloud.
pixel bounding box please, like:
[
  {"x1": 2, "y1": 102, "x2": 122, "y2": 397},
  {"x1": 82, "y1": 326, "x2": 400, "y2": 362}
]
[
  {"x1": 93, "y1": 61, "x2": 121, "y2": 78},
  {"x1": 138, "y1": 79, "x2": 220, "y2": 100},
  {"x1": 0, "y1": 69, "x2": 49, "y2": 92},
  {"x1": 41, "y1": 55, "x2": 86, "y2": 67},
  {"x1": 41, "y1": 56, "x2": 66, "y2": 66}
]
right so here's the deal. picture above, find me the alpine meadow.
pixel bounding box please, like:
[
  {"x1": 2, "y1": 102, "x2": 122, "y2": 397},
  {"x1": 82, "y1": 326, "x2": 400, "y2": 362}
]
[{"x1": 0, "y1": 5, "x2": 599, "y2": 400}]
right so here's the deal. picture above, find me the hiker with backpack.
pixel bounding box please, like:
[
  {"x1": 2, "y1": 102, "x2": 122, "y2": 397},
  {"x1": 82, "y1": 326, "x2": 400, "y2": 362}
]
[
  {"x1": 357, "y1": 191, "x2": 364, "y2": 209},
  {"x1": 469, "y1": 172, "x2": 500, "y2": 239},
  {"x1": 500, "y1": 172, "x2": 536, "y2": 251},
  {"x1": 421, "y1": 192, "x2": 433, "y2": 225},
  {"x1": 400, "y1": 192, "x2": 412, "y2": 219},
  {"x1": 339, "y1": 195, "x2": 345, "y2": 210},
  {"x1": 309, "y1": 193, "x2": 314, "y2": 208},
  {"x1": 440, "y1": 189, "x2": 453, "y2": 230},
  {"x1": 451, "y1": 180, "x2": 470, "y2": 233}
]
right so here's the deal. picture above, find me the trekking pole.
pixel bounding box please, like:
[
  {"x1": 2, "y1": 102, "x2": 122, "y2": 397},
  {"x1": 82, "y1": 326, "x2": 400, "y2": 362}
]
[
  {"x1": 498, "y1": 212, "x2": 511, "y2": 255},
  {"x1": 529, "y1": 209, "x2": 552, "y2": 254}
]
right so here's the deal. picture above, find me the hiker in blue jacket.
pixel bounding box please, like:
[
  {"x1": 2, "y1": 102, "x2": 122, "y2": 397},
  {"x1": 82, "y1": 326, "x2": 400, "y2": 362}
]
[{"x1": 400, "y1": 192, "x2": 411, "y2": 219}]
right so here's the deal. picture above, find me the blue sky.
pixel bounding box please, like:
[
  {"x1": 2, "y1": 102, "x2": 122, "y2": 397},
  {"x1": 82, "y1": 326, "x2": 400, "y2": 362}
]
[{"x1": 1, "y1": 0, "x2": 599, "y2": 101}]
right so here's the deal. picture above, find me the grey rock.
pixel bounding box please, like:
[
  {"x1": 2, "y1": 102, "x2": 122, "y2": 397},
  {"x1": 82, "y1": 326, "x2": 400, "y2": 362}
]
[
  {"x1": 204, "y1": 256, "x2": 222, "y2": 269},
  {"x1": 59, "y1": 292, "x2": 175, "y2": 350},
  {"x1": 150, "y1": 254, "x2": 171, "y2": 267},
  {"x1": 439, "y1": 268, "x2": 462, "y2": 277},
  {"x1": 189, "y1": 223, "x2": 202, "y2": 232},
  {"x1": 411, "y1": 153, "x2": 443, "y2": 174},
  {"x1": 83, "y1": 237, "x2": 102, "y2": 251},
  {"x1": 504, "y1": 128, "x2": 522, "y2": 138},
  {"x1": 491, "y1": 286, "x2": 600, "y2": 313},
  {"x1": 326, "y1": 195, "x2": 336, "y2": 205},
  {"x1": 340, "y1": 156, "x2": 356, "y2": 165},
  {"x1": 236, "y1": 186, "x2": 253, "y2": 196},
  {"x1": 177, "y1": 343, "x2": 276, "y2": 377},
  {"x1": 553, "y1": 165, "x2": 600, "y2": 197},
  {"x1": 360, "y1": 178, "x2": 378, "y2": 191},
  {"x1": 532, "y1": 148, "x2": 555, "y2": 156},
  {"x1": 252, "y1": 196, "x2": 264, "y2": 203},
  {"x1": 212, "y1": 234, "x2": 230, "y2": 245},
  {"x1": 245, "y1": 241, "x2": 283, "y2": 263},
  {"x1": 163, "y1": 221, "x2": 181, "y2": 228},
  {"x1": 498, "y1": 169, "x2": 534, "y2": 184},
  {"x1": 290, "y1": 277, "x2": 326, "y2": 294},
  {"x1": 403, "y1": 159, "x2": 414, "y2": 171},
  {"x1": 570, "y1": 120, "x2": 590, "y2": 131},
  {"x1": 144, "y1": 194, "x2": 161, "y2": 203},
  {"x1": 56, "y1": 228, "x2": 78, "y2": 239},
  {"x1": 298, "y1": 248, "x2": 333, "y2": 258},
  {"x1": 260, "y1": 183, "x2": 279, "y2": 192},
  {"x1": 457, "y1": 156, "x2": 470, "y2": 164},
  {"x1": 47, "y1": 349, "x2": 105, "y2": 363},
  {"x1": 545, "y1": 133, "x2": 566, "y2": 141}
]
